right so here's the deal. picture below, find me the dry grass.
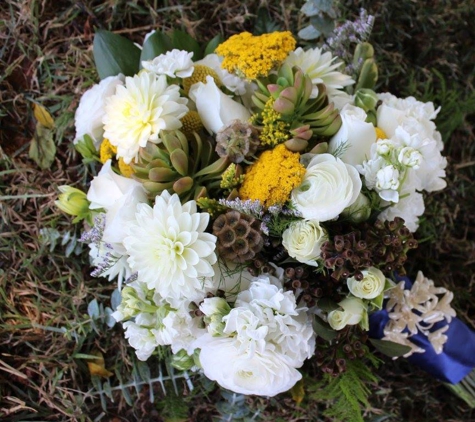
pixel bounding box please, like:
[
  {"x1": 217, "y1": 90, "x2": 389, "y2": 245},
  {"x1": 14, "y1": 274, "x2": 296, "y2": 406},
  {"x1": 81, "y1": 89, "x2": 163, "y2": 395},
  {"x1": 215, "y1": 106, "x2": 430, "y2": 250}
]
[{"x1": 1, "y1": 0, "x2": 474, "y2": 421}]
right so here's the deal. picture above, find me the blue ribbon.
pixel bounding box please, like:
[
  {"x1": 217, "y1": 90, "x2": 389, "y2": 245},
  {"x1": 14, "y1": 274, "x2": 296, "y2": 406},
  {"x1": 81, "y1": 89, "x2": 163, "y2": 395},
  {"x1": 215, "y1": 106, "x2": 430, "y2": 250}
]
[{"x1": 369, "y1": 274, "x2": 475, "y2": 384}]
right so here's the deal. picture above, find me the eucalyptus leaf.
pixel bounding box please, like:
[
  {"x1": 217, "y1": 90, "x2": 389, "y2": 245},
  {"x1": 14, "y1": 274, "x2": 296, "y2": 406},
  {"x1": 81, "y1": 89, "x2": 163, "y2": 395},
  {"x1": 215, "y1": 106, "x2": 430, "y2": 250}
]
[
  {"x1": 171, "y1": 30, "x2": 202, "y2": 60},
  {"x1": 204, "y1": 34, "x2": 224, "y2": 56},
  {"x1": 369, "y1": 338, "x2": 412, "y2": 358},
  {"x1": 313, "y1": 315, "x2": 337, "y2": 341},
  {"x1": 111, "y1": 288, "x2": 122, "y2": 311},
  {"x1": 317, "y1": 297, "x2": 340, "y2": 312},
  {"x1": 29, "y1": 123, "x2": 56, "y2": 170},
  {"x1": 104, "y1": 307, "x2": 116, "y2": 328},
  {"x1": 140, "y1": 31, "x2": 173, "y2": 64},
  {"x1": 93, "y1": 30, "x2": 141, "y2": 79},
  {"x1": 87, "y1": 299, "x2": 100, "y2": 319},
  {"x1": 298, "y1": 24, "x2": 321, "y2": 40},
  {"x1": 310, "y1": 14, "x2": 335, "y2": 35},
  {"x1": 302, "y1": 0, "x2": 334, "y2": 14}
]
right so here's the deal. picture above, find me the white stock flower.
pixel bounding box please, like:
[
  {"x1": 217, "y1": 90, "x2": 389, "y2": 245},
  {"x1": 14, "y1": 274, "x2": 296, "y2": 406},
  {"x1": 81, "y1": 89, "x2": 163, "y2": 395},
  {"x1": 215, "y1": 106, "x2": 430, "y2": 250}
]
[
  {"x1": 375, "y1": 165, "x2": 400, "y2": 202},
  {"x1": 196, "y1": 335, "x2": 302, "y2": 397},
  {"x1": 283, "y1": 47, "x2": 354, "y2": 100},
  {"x1": 189, "y1": 76, "x2": 251, "y2": 134},
  {"x1": 142, "y1": 49, "x2": 194, "y2": 78},
  {"x1": 327, "y1": 297, "x2": 366, "y2": 331},
  {"x1": 292, "y1": 153, "x2": 362, "y2": 221},
  {"x1": 328, "y1": 104, "x2": 377, "y2": 166},
  {"x1": 103, "y1": 71, "x2": 188, "y2": 164},
  {"x1": 347, "y1": 267, "x2": 386, "y2": 299},
  {"x1": 74, "y1": 75, "x2": 125, "y2": 148},
  {"x1": 282, "y1": 220, "x2": 327, "y2": 266},
  {"x1": 378, "y1": 188, "x2": 424, "y2": 232},
  {"x1": 398, "y1": 146, "x2": 422, "y2": 168},
  {"x1": 123, "y1": 191, "x2": 217, "y2": 306},
  {"x1": 123, "y1": 317, "x2": 160, "y2": 361}
]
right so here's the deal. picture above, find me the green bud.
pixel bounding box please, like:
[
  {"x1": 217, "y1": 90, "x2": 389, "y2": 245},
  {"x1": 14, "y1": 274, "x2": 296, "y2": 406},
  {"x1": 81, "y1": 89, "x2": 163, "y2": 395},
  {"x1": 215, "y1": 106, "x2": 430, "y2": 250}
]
[
  {"x1": 75, "y1": 134, "x2": 99, "y2": 160},
  {"x1": 55, "y1": 185, "x2": 91, "y2": 223},
  {"x1": 342, "y1": 193, "x2": 371, "y2": 223},
  {"x1": 354, "y1": 88, "x2": 378, "y2": 113},
  {"x1": 171, "y1": 349, "x2": 195, "y2": 371},
  {"x1": 353, "y1": 42, "x2": 375, "y2": 66},
  {"x1": 356, "y1": 58, "x2": 378, "y2": 90}
]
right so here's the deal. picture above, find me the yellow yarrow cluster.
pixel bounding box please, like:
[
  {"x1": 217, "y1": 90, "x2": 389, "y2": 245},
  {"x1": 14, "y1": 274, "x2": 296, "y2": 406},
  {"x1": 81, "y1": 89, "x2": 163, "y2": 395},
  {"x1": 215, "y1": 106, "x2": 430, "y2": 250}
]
[
  {"x1": 215, "y1": 31, "x2": 296, "y2": 79},
  {"x1": 375, "y1": 127, "x2": 387, "y2": 140},
  {"x1": 258, "y1": 97, "x2": 290, "y2": 147},
  {"x1": 99, "y1": 138, "x2": 117, "y2": 164},
  {"x1": 118, "y1": 158, "x2": 134, "y2": 178},
  {"x1": 182, "y1": 65, "x2": 221, "y2": 94},
  {"x1": 239, "y1": 144, "x2": 305, "y2": 208}
]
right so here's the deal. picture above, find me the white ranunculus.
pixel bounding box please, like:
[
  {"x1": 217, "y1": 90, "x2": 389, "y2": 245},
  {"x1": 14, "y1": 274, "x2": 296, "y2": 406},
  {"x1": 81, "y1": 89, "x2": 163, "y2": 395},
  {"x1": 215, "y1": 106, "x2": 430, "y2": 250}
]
[
  {"x1": 292, "y1": 153, "x2": 362, "y2": 221},
  {"x1": 196, "y1": 335, "x2": 302, "y2": 397},
  {"x1": 328, "y1": 104, "x2": 377, "y2": 166},
  {"x1": 327, "y1": 297, "x2": 366, "y2": 331},
  {"x1": 347, "y1": 267, "x2": 386, "y2": 299},
  {"x1": 142, "y1": 49, "x2": 194, "y2": 78},
  {"x1": 188, "y1": 76, "x2": 251, "y2": 134},
  {"x1": 74, "y1": 74, "x2": 125, "y2": 148},
  {"x1": 282, "y1": 220, "x2": 327, "y2": 266},
  {"x1": 211, "y1": 259, "x2": 255, "y2": 301},
  {"x1": 87, "y1": 160, "x2": 148, "y2": 254}
]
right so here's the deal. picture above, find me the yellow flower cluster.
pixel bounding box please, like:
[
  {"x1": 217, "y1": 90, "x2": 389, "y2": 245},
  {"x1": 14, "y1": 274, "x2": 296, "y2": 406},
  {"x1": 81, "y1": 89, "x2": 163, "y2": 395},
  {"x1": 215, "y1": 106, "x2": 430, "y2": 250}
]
[
  {"x1": 215, "y1": 31, "x2": 296, "y2": 79},
  {"x1": 259, "y1": 97, "x2": 290, "y2": 147},
  {"x1": 99, "y1": 138, "x2": 134, "y2": 178},
  {"x1": 239, "y1": 144, "x2": 305, "y2": 208},
  {"x1": 99, "y1": 138, "x2": 117, "y2": 164},
  {"x1": 183, "y1": 65, "x2": 221, "y2": 94}
]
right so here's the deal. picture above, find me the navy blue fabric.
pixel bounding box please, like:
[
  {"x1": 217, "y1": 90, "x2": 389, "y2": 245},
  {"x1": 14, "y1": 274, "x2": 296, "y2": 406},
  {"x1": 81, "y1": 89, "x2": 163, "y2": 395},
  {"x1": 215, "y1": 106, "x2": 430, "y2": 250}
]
[{"x1": 368, "y1": 275, "x2": 475, "y2": 384}]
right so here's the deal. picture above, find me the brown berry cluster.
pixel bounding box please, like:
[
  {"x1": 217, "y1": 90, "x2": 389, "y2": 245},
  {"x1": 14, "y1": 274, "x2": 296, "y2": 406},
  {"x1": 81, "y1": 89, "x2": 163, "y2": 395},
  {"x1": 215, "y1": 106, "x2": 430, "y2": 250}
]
[
  {"x1": 366, "y1": 217, "x2": 418, "y2": 275},
  {"x1": 213, "y1": 210, "x2": 264, "y2": 263},
  {"x1": 314, "y1": 327, "x2": 368, "y2": 376}
]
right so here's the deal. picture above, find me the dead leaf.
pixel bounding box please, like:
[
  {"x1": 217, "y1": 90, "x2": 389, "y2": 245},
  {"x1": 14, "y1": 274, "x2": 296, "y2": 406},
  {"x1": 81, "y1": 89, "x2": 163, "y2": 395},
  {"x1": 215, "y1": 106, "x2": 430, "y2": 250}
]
[
  {"x1": 29, "y1": 123, "x2": 56, "y2": 169},
  {"x1": 87, "y1": 351, "x2": 113, "y2": 378},
  {"x1": 290, "y1": 379, "x2": 305, "y2": 406},
  {"x1": 33, "y1": 103, "x2": 55, "y2": 129}
]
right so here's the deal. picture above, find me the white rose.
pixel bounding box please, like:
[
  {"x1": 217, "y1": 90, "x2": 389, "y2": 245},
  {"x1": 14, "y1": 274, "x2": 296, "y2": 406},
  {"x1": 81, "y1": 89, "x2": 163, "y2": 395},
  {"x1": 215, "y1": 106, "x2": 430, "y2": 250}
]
[
  {"x1": 196, "y1": 334, "x2": 302, "y2": 397},
  {"x1": 347, "y1": 267, "x2": 386, "y2": 299},
  {"x1": 74, "y1": 75, "x2": 124, "y2": 148},
  {"x1": 188, "y1": 76, "x2": 251, "y2": 134},
  {"x1": 327, "y1": 297, "x2": 366, "y2": 330},
  {"x1": 282, "y1": 220, "x2": 327, "y2": 266},
  {"x1": 292, "y1": 153, "x2": 362, "y2": 221},
  {"x1": 328, "y1": 104, "x2": 377, "y2": 166}
]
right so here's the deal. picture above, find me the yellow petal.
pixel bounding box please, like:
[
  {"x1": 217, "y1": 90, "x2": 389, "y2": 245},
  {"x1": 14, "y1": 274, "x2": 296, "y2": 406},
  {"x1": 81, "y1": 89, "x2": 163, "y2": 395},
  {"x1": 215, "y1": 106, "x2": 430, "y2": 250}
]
[{"x1": 33, "y1": 103, "x2": 55, "y2": 129}]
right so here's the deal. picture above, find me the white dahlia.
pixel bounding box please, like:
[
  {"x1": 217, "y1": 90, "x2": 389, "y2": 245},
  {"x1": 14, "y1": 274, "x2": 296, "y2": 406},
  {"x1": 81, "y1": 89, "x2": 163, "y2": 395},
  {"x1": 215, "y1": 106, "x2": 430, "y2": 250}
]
[
  {"x1": 284, "y1": 47, "x2": 354, "y2": 99},
  {"x1": 103, "y1": 71, "x2": 188, "y2": 164},
  {"x1": 123, "y1": 191, "x2": 217, "y2": 306}
]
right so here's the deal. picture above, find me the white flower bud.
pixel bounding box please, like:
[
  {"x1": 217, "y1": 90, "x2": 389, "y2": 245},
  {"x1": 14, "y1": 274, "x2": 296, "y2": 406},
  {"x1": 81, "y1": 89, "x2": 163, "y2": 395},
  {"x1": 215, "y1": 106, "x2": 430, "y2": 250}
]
[
  {"x1": 327, "y1": 297, "x2": 366, "y2": 331},
  {"x1": 376, "y1": 165, "x2": 400, "y2": 191},
  {"x1": 347, "y1": 267, "x2": 386, "y2": 299},
  {"x1": 342, "y1": 192, "x2": 371, "y2": 223},
  {"x1": 398, "y1": 146, "x2": 422, "y2": 169},
  {"x1": 376, "y1": 139, "x2": 395, "y2": 156}
]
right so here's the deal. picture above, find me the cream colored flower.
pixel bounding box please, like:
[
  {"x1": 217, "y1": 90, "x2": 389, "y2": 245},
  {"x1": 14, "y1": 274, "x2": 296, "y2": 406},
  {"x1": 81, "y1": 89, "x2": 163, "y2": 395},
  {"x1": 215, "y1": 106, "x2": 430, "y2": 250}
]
[
  {"x1": 347, "y1": 267, "x2": 386, "y2": 300},
  {"x1": 103, "y1": 71, "x2": 188, "y2": 164},
  {"x1": 282, "y1": 220, "x2": 327, "y2": 266},
  {"x1": 142, "y1": 49, "x2": 194, "y2": 78},
  {"x1": 327, "y1": 297, "x2": 366, "y2": 331},
  {"x1": 283, "y1": 47, "x2": 354, "y2": 99}
]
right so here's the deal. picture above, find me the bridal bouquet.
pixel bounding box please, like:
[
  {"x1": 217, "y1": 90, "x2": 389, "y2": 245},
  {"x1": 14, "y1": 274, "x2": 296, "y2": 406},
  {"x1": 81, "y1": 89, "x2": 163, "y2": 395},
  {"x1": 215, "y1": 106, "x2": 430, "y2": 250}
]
[{"x1": 56, "y1": 19, "x2": 475, "y2": 419}]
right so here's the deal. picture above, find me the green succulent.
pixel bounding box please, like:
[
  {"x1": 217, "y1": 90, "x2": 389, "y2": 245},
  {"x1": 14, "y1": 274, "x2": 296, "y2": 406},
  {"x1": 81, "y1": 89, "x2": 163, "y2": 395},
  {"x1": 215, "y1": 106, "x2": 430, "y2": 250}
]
[
  {"x1": 132, "y1": 130, "x2": 229, "y2": 201},
  {"x1": 252, "y1": 64, "x2": 342, "y2": 150}
]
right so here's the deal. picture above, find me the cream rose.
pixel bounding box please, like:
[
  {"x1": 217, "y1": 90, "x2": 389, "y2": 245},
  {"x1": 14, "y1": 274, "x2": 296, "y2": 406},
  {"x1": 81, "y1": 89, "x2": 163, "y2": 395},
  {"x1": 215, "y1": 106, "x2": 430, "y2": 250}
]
[
  {"x1": 282, "y1": 220, "x2": 327, "y2": 266},
  {"x1": 327, "y1": 297, "x2": 366, "y2": 331},
  {"x1": 188, "y1": 76, "x2": 251, "y2": 134},
  {"x1": 328, "y1": 104, "x2": 377, "y2": 166},
  {"x1": 291, "y1": 153, "x2": 362, "y2": 221},
  {"x1": 347, "y1": 267, "x2": 386, "y2": 299}
]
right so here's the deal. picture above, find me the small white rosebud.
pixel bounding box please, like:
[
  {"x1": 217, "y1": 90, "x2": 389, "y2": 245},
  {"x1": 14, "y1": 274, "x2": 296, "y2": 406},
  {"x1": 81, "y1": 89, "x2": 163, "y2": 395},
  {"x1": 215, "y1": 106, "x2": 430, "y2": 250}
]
[
  {"x1": 398, "y1": 146, "x2": 422, "y2": 169},
  {"x1": 347, "y1": 267, "x2": 386, "y2": 299},
  {"x1": 327, "y1": 297, "x2": 366, "y2": 331}
]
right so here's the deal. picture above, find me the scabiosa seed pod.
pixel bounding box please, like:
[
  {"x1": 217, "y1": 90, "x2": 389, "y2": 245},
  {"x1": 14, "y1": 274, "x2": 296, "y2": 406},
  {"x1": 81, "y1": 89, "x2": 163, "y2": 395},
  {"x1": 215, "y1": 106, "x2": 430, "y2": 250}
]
[
  {"x1": 215, "y1": 120, "x2": 260, "y2": 163},
  {"x1": 212, "y1": 210, "x2": 264, "y2": 263}
]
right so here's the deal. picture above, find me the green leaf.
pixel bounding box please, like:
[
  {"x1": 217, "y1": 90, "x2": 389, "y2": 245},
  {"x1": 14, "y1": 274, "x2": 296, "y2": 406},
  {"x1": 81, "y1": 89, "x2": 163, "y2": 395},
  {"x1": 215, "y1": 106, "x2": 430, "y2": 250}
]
[
  {"x1": 370, "y1": 292, "x2": 384, "y2": 310},
  {"x1": 29, "y1": 123, "x2": 56, "y2": 170},
  {"x1": 140, "y1": 31, "x2": 173, "y2": 63},
  {"x1": 301, "y1": 0, "x2": 334, "y2": 15},
  {"x1": 254, "y1": 7, "x2": 281, "y2": 35},
  {"x1": 204, "y1": 34, "x2": 224, "y2": 56},
  {"x1": 317, "y1": 297, "x2": 340, "y2": 312},
  {"x1": 171, "y1": 30, "x2": 202, "y2": 61},
  {"x1": 369, "y1": 338, "x2": 412, "y2": 358},
  {"x1": 298, "y1": 24, "x2": 321, "y2": 40},
  {"x1": 313, "y1": 316, "x2": 337, "y2": 341},
  {"x1": 93, "y1": 30, "x2": 141, "y2": 79},
  {"x1": 310, "y1": 14, "x2": 335, "y2": 36},
  {"x1": 87, "y1": 299, "x2": 100, "y2": 319}
]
